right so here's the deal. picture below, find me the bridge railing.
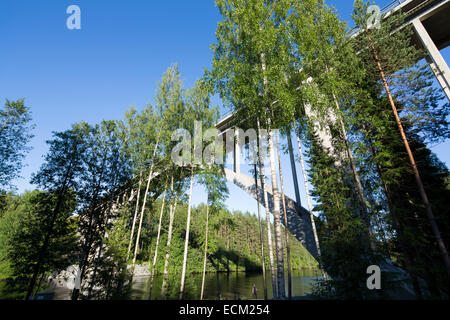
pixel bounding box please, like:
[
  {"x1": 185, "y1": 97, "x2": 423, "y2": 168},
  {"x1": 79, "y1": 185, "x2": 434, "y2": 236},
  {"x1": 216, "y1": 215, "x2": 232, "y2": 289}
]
[
  {"x1": 217, "y1": 109, "x2": 235, "y2": 123},
  {"x1": 381, "y1": 0, "x2": 408, "y2": 14},
  {"x1": 348, "y1": 0, "x2": 409, "y2": 37}
]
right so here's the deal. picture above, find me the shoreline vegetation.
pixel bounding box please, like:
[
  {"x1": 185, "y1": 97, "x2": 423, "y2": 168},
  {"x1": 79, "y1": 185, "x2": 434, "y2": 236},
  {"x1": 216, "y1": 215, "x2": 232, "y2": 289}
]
[
  {"x1": 129, "y1": 266, "x2": 321, "y2": 278},
  {"x1": 0, "y1": 198, "x2": 318, "y2": 299}
]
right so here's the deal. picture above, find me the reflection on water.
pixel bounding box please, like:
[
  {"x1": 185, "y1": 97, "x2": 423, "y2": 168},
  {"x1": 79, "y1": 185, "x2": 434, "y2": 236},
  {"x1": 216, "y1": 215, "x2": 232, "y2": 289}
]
[{"x1": 131, "y1": 269, "x2": 321, "y2": 300}]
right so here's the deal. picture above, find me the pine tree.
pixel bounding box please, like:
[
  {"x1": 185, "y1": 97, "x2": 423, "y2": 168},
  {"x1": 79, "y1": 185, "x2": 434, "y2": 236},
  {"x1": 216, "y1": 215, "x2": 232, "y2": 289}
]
[{"x1": 352, "y1": 0, "x2": 450, "y2": 275}]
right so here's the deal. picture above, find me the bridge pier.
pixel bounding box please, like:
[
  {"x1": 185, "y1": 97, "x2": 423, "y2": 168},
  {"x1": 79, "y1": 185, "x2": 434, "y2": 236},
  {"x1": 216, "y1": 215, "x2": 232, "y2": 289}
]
[
  {"x1": 412, "y1": 17, "x2": 450, "y2": 101},
  {"x1": 287, "y1": 132, "x2": 302, "y2": 206},
  {"x1": 224, "y1": 168, "x2": 319, "y2": 259},
  {"x1": 233, "y1": 127, "x2": 240, "y2": 174}
]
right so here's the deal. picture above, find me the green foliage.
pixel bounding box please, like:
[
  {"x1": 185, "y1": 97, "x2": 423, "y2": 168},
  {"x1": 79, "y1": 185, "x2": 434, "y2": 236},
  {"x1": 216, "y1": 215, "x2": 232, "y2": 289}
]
[
  {"x1": 304, "y1": 125, "x2": 382, "y2": 298},
  {"x1": 85, "y1": 205, "x2": 134, "y2": 300},
  {"x1": 0, "y1": 190, "x2": 77, "y2": 298},
  {"x1": 349, "y1": 0, "x2": 450, "y2": 297},
  {"x1": 0, "y1": 192, "x2": 27, "y2": 280},
  {"x1": 30, "y1": 119, "x2": 132, "y2": 300},
  {"x1": 375, "y1": 122, "x2": 450, "y2": 296},
  {"x1": 0, "y1": 99, "x2": 34, "y2": 189},
  {"x1": 388, "y1": 63, "x2": 449, "y2": 144},
  {"x1": 296, "y1": 0, "x2": 450, "y2": 299},
  {"x1": 135, "y1": 199, "x2": 318, "y2": 278},
  {"x1": 31, "y1": 128, "x2": 85, "y2": 193},
  {"x1": 352, "y1": 0, "x2": 422, "y2": 77}
]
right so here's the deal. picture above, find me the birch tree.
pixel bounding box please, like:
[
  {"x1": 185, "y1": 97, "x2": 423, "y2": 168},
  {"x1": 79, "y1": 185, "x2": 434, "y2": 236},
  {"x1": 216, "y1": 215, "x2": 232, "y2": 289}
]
[
  {"x1": 0, "y1": 99, "x2": 34, "y2": 190},
  {"x1": 211, "y1": 0, "x2": 293, "y2": 298}
]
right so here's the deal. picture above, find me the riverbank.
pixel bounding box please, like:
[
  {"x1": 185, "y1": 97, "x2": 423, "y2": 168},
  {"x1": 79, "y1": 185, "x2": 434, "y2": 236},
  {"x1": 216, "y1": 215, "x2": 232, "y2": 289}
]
[{"x1": 1, "y1": 267, "x2": 322, "y2": 300}]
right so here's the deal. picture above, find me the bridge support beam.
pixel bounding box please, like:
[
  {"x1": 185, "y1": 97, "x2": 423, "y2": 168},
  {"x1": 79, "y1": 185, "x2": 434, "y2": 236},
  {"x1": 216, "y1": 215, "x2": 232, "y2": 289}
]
[
  {"x1": 287, "y1": 132, "x2": 301, "y2": 206},
  {"x1": 224, "y1": 168, "x2": 318, "y2": 258},
  {"x1": 233, "y1": 127, "x2": 240, "y2": 174},
  {"x1": 413, "y1": 18, "x2": 450, "y2": 102}
]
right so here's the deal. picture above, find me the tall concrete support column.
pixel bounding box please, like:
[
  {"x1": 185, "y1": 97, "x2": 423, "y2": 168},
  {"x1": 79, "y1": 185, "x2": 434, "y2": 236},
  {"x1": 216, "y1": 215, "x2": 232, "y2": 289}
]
[
  {"x1": 426, "y1": 55, "x2": 450, "y2": 102},
  {"x1": 287, "y1": 132, "x2": 301, "y2": 206},
  {"x1": 234, "y1": 127, "x2": 240, "y2": 174},
  {"x1": 412, "y1": 18, "x2": 450, "y2": 102}
]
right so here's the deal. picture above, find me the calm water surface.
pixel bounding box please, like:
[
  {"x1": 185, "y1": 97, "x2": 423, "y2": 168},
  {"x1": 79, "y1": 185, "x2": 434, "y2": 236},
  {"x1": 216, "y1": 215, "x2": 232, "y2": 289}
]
[{"x1": 131, "y1": 269, "x2": 321, "y2": 300}]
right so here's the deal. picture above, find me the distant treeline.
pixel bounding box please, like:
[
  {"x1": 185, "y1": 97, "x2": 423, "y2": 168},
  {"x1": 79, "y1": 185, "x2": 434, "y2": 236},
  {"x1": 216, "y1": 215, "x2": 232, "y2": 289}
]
[{"x1": 135, "y1": 200, "x2": 318, "y2": 274}]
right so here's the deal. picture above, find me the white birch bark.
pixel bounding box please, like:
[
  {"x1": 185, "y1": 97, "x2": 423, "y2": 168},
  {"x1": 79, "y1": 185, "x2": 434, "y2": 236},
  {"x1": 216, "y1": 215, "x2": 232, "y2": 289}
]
[
  {"x1": 148, "y1": 183, "x2": 168, "y2": 300},
  {"x1": 132, "y1": 133, "x2": 161, "y2": 266},
  {"x1": 179, "y1": 165, "x2": 195, "y2": 300}
]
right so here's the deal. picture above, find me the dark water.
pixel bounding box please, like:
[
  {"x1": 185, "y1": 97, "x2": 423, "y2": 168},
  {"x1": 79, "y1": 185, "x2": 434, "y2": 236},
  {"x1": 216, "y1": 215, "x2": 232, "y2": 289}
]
[
  {"x1": 131, "y1": 269, "x2": 321, "y2": 300},
  {"x1": 0, "y1": 269, "x2": 320, "y2": 300}
]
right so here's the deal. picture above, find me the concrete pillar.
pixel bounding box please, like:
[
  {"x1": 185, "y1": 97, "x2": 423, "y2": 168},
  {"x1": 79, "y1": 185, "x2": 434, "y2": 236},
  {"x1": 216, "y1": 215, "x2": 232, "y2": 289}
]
[
  {"x1": 287, "y1": 132, "x2": 301, "y2": 206},
  {"x1": 234, "y1": 127, "x2": 240, "y2": 174},
  {"x1": 412, "y1": 18, "x2": 450, "y2": 102}
]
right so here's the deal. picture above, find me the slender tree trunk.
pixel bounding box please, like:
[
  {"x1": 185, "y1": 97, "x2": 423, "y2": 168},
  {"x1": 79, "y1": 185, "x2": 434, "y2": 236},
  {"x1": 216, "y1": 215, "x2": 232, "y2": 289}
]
[
  {"x1": 86, "y1": 210, "x2": 107, "y2": 299},
  {"x1": 25, "y1": 189, "x2": 66, "y2": 300},
  {"x1": 127, "y1": 171, "x2": 143, "y2": 261},
  {"x1": 331, "y1": 93, "x2": 375, "y2": 250},
  {"x1": 87, "y1": 199, "x2": 115, "y2": 299},
  {"x1": 254, "y1": 163, "x2": 267, "y2": 300},
  {"x1": 179, "y1": 164, "x2": 195, "y2": 300},
  {"x1": 148, "y1": 181, "x2": 168, "y2": 300},
  {"x1": 72, "y1": 164, "x2": 107, "y2": 301},
  {"x1": 364, "y1": 125, "x2": 423, "y2": 298},
  {"x1": 246, "y1": 225, "x2": 250, "y2": 254},
  {"x1": 257, "y1": 119, "x2": 277, "y2": 299},
  {"x1": 132, "y1": 133, "x2": 161, "y2": 266},
  {"x1": 33, "y1": 273, "x2": 46, "y2": 298},
  {"x1": 385, "y1": 184, "x2": 423, "y2": 299},
  {"x1": 161, "y1": 175, "x2": 178, "y2": 299},
  {"x1": 73, "y1": 150, "x2": 109, "y2": 301},
  {"x1": 366, "y1": 31, "x2": 450, "y2": 275},
  {"x1": 0, "y1": 113, "x2": 14, "y2": 135},
  {"x1": 291, "y1": 122, "x2": 325, "y2": 279},
  {"x1": 274, "y1": 131, "x2": 292, "y2": 299},
  {"x1": 265, "y1": 121, "x2": 286, "y2": 299},
  {"x1": 260, "y1": 45, "x2": 285, "y2": 298},
  {"x1": 200, "y1": 190, "x2": 210, "y2": 300},
  {"x1": 87, "y1": 160, "x2": 122, "y2": 299},
  {"x1": 226, "y1": 225, "x2": 230, "y2": 271},
  {"x1": 25, "y1": 158, "x2": 76, "y2": 300}
]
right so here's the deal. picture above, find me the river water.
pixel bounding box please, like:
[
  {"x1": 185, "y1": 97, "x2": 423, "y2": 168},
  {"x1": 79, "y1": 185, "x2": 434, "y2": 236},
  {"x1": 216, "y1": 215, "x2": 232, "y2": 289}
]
[{"x1": 131, "y1": 269, "x2": 321, "y2": 300}]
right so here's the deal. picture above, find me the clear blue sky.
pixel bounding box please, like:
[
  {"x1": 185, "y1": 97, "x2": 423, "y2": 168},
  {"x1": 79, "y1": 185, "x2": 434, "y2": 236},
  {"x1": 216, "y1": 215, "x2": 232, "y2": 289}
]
[{"x1": 1, "y1": 0, "x2": 449, "y2": 216}]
